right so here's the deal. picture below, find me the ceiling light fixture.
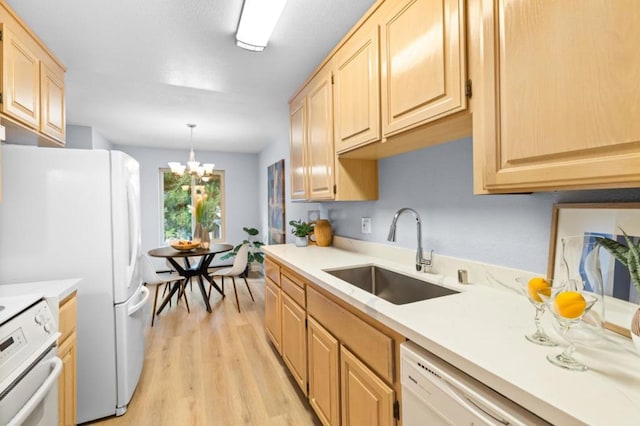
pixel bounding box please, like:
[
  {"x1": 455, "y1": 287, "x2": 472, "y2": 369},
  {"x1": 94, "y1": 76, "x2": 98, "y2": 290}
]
[
  {"x1": 168, "y1": 124, "x2": 215, "y2": 182},
  {"x1": 235, "y1": 0, "x2": 288, "y2": 52}
]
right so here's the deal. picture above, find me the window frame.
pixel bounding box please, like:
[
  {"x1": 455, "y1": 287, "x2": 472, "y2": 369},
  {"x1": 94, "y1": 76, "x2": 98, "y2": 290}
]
[{"x1": 158, "y1": 168, "x2": 226, "y2": 244}]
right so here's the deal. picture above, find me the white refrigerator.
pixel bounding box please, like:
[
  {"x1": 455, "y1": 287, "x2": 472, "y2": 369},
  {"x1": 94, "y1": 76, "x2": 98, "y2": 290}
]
[{"x1": 0, "y1": 144, "x2": 148, "y2": 423}]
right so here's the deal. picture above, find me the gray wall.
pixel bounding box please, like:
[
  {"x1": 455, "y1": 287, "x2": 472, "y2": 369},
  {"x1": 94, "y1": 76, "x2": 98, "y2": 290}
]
[
  {"x1": 259, "y1": 136, "x2": 640, "y2": 273},
  {"x1": 258, "y1": 131, "x2": 320, "y2": 244},
  {"x1": 115, "y1": 145, "x2": 260, "y2": 255},
  {"x1": 66, "y1": 125, "x2": 113, "y2": 150},
  {"x1": 91, "y1": 128, "x2": 113, "y2": 150}
]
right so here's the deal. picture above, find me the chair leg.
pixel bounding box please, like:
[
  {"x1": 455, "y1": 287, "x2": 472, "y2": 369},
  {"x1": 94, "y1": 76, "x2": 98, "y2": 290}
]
[
  {"x1": 232, "y1": 277, "x2": 240, "y2": 313},
  {"x1": 243, "y1": 277, "x2": 254, "y2": 302},
  {"x1": 162, "y1": 283, "x2": 172, "y2": 307},
  {"x1": 181, "y1": 280, "x2": 190, "y2": 313},
  {"x1": 151, "y1": 286, "x2": 160, "y2": 327}
]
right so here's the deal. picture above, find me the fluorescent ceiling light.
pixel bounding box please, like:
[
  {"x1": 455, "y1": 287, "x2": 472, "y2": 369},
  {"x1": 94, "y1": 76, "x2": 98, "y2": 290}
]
[{"x1": 236, "y1": 0, "x2": 287, "y2": 52}]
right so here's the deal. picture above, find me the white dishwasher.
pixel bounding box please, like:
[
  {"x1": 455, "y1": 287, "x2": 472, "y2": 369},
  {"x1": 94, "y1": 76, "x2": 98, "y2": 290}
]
[{"x1": 400, "y1": 341, "x2": 549, "y2": 426}]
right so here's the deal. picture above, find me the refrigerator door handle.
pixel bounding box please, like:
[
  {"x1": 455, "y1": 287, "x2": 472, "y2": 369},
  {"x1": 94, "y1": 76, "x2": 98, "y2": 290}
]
[
  {"x1": 126, "y1": 178, "x2": 141, "y2": 282},
  {"x1": 127, "y1": 286, "x2": 150, "y2": 316}
]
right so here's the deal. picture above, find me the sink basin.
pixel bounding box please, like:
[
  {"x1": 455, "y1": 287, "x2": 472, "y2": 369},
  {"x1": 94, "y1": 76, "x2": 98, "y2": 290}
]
[{"x1": 324, "y1": 265, "x2": 458, "y2": 305}]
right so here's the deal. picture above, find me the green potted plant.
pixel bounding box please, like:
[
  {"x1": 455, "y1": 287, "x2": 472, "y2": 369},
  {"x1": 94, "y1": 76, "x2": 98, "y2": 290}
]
[
  {"x1": 596, "y1": 230, "x2": 640, "y2": 352},
  {"x1": 220, "y1": 227, "x2": 265, "y2": 276},
  {"x1": 289, "y1": 219, "x2": 314, "y2": 247}
]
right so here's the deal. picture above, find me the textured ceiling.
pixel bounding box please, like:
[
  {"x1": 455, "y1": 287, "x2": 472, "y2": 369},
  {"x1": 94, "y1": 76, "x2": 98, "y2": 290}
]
[{"x1": 7, "y1": 0, "x2": 376, "y2": 152}]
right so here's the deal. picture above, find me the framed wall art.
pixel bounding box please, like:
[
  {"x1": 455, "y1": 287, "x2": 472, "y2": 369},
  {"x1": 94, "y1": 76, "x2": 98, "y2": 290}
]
[
  {"x1": 267, "y1": 159, "x2": 286, "y2": 245},
  {"x1": 548, "y1": 203, "x2": 640, "y2": 337}
]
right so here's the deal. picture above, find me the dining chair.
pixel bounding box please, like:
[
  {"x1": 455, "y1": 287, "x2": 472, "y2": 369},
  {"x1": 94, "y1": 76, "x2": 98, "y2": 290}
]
[
  {"x1": 207, "y1": 244, "x2": 254, "y2": 313},
  {"x1": 140, "y1": 254, "x2": 190, "y2": 326}
]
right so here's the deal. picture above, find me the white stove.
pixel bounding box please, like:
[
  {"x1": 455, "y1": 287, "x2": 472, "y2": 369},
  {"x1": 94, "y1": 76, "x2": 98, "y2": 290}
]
[{"x1": 0, "y1": 295, "x2": 61, "y2": 426}]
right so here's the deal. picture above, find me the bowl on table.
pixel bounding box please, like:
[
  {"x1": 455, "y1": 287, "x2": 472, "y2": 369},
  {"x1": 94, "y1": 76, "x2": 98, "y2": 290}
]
[{"x1": 170, "y1": 240, "x2": 200, "y2": 252}]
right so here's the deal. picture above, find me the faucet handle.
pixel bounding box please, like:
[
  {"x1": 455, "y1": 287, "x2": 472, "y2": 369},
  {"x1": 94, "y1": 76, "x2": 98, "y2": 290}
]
[{"x1": 417, "y1": 249, "x2": 434, "y2": 272}]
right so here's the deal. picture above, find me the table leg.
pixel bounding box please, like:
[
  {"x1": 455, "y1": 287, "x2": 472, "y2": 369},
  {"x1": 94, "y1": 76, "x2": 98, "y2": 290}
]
[{"x1": 196, "y1": 274, "x2": 212, "y2": 313}]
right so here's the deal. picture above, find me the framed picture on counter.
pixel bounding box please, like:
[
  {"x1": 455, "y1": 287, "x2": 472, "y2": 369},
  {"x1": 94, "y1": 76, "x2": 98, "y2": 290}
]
[{"x1": 548, "y1": 203, "x2": 640, "y2": 338}]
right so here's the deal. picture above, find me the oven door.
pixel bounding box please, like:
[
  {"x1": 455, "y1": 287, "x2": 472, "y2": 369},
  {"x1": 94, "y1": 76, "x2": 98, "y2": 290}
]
[{"x1": 0, "y1": 346, "x2": 62, "y2": 426}]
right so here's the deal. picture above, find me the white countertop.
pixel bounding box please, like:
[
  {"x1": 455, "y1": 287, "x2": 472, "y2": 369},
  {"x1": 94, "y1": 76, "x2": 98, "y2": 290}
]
[
  {"x1": 0, "y1": 278, "x2": 80, "y2": 301},
  {"x1": 263, "y1": 243, "x2": 640, "y2": 426}
]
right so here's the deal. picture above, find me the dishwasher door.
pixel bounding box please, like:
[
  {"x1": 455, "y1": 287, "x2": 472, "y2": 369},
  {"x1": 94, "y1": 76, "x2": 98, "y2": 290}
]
[{"x1": 400, "y1": 341, "x2": 548, "y2": 426}]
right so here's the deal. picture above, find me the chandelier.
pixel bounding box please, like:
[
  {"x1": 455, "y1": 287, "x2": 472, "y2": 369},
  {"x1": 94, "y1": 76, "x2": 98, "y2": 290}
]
[{"x1": 168, "y1": 124, "x2": 215, "y2": 182}]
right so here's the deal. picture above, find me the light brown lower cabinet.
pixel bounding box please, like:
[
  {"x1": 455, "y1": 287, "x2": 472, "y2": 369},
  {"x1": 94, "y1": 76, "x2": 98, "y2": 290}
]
[
  {"x1": 264, "y1": 277, "x2": 282, "y2": 354},
  {"x1": 264, "y1": 256, "x2": 402, "y2": 426},
  {"x1": 281, "y1": 292, "x2": 308, "y2": 394},
  {"x1": 340, "y1": 346, "x2": 394, "y2": 426},
  {"x1": 58, "y1": 292, "x2": 77, "y2": 426},
  {"x1": 308, "y1": 317, "x2": 340, "y2": 426}
]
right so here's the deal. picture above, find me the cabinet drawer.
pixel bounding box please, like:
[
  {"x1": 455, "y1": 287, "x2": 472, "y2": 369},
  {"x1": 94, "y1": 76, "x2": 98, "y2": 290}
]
[
  {"x1": 281, "y1": 273, "x2": 305, "y2": 308},
  {"x1": 264, "y1": 257, "x2": 280, "y2": 285},
  {"x1": 307, "y1": 286, "x2": 394, "y2": 383},
  {"x1": 58, "y1": 292, "x2": 77, "y2": 342}
]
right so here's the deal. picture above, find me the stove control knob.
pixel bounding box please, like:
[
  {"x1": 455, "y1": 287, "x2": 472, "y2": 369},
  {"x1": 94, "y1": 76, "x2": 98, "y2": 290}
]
[
  {"x1": 44, "y1": 322, "x2": 53, "y2": 333},
  {"x1": 35, "y1": 313, "x2": 45, "y2": 325}
]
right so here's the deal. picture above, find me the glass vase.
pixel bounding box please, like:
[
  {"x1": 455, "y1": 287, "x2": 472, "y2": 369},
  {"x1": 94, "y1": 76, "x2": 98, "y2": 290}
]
[{"x1": 551, "y1": 235, "x2": 607, "y2": 342}]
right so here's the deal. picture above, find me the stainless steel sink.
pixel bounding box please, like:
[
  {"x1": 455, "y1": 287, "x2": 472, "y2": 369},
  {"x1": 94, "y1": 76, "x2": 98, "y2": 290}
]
[{"x1": 324, "y1": 265, "x2": 458, "y2": 305}]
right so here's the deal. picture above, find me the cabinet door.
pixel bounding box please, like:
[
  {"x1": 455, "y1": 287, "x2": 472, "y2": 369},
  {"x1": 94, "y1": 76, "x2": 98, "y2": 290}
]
[
  {"x1": 1, "y1": 26, "x2": 40, "y2": 128},
  {"x1": 307, "y1": 69, "x2": 335, "y2": 200},
  {"x1": 341, "y1": 346, "x2": 394, "y2": 426},
  {"x1": 40, "y1": 62, "x2": 65, "y2": 143},
  {"x1": 281, "y1": 292, "x2": 307, "y2": 394},
  {"x1": 58, "y1": 333, "x2": 77, "y2": 426},
  {"x1": 380, "y1": 0, "x2": 466, "y2": 137},
  {"x1": 333, "y1": 21, "x2": 380, "y2": 153},
  {"x1": 290, "y1": 94, "x2": 308, "y2": 200},
  {"x1": 308, "y1": 317, "x2": 340, "y2": 426},
  {"x1": 264, "y1": 277, "x2": 282, "y2": 354},
  {"x1": 474, "y1": 0, "x2": 640, "y2": 192}
]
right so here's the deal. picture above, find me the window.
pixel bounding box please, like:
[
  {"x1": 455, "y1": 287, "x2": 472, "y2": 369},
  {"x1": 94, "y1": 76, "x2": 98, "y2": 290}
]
[{"x1": 160, "y1": 169, "x2": 225, "y2": 243}]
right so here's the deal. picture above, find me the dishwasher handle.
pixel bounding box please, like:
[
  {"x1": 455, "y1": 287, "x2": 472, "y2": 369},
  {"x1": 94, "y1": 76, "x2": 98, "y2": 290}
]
[
  {"x1": 8, "y1": 356, "x2": 63, "y2": 426},
  {"x1": 426, "y1": 369, "x2": 511, "y2": 425}
]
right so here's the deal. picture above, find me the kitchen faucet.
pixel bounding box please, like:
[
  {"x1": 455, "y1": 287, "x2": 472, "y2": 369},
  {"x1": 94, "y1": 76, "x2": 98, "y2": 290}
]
[{"x1": 387, "y1": 207, "x2": 432, "y2": 272}]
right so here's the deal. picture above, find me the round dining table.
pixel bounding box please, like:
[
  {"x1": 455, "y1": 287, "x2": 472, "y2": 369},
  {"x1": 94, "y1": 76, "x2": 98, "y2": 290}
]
[{"x1": 148, "y1": 243, "x2": 233, "y2": 313}]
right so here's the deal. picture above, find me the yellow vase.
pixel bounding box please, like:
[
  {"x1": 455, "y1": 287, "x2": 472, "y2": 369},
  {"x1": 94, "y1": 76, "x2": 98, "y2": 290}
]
[{"x1": 314, "y1": 219, "x2": 332, "y2": 247}]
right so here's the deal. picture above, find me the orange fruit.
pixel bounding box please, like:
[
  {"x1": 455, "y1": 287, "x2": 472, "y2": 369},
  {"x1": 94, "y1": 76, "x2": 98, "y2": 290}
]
[
  {"x1": 553, "y1": 291, "x2": 587, "y2": 319},
  {"x1": 527, "y1": 277, "x2": 551, "y2": 303}
]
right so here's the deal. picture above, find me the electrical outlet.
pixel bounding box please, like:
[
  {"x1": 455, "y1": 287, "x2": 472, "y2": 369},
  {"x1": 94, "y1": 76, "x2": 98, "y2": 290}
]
[{"x1": 361, "y1": 217, "x2": 372, "y2": 234}]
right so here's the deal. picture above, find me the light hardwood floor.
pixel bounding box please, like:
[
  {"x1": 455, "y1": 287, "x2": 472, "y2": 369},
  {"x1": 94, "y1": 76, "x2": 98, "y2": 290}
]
[{"x1": 88, "y1": 277, "x2": 319, "y2": 426}]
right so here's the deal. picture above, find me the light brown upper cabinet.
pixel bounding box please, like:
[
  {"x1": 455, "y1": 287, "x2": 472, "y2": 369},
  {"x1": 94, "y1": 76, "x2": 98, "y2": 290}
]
[
  {"x1": 297, "y1": 0, "x2": 470, "y2": 166},
  {"x1": 379, "y1": 0, "x2": 467, "y2": 137},
  {"x1": 289, "y1": 65, "x2": 335, "y2": 201},
  {"x1": 0, "y1": 1, "x2": 66, "y2": 146},
  {"x1": 333, "y1": 19, "x2": 380, "y2": 154},
  {"x1": 471, "y1": 0, "x2": 640, "y2": 193},
  {"x1": 1, "y1": 25, "x2": 40, "y2": 129},
  {"x1": 289, "y1": 62, "x2": 378, "y2": 202},
  {"x1": 289, "y1": 92, "x2": 308, "y2": 200},
  {"x1": 307, "y1": 67, "x2": 336, "y2": 200},
  {"x1": 40, "y1": 62, "x2": 66, "y2": 142}
]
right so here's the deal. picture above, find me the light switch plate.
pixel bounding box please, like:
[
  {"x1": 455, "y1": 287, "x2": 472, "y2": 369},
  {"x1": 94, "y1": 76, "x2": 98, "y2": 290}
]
[{"x1": 361, "y1": 217, "x2": 372, "y2": 234}]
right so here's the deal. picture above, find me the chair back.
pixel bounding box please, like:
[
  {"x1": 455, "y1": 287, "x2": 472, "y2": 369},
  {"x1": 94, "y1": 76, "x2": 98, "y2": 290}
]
[
  {"x1": 227, "y1": 244, "x2": 250, "y2": 276},
  {"x1": 140, "y1": 254, "x2": 162, "y2": 285}
]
